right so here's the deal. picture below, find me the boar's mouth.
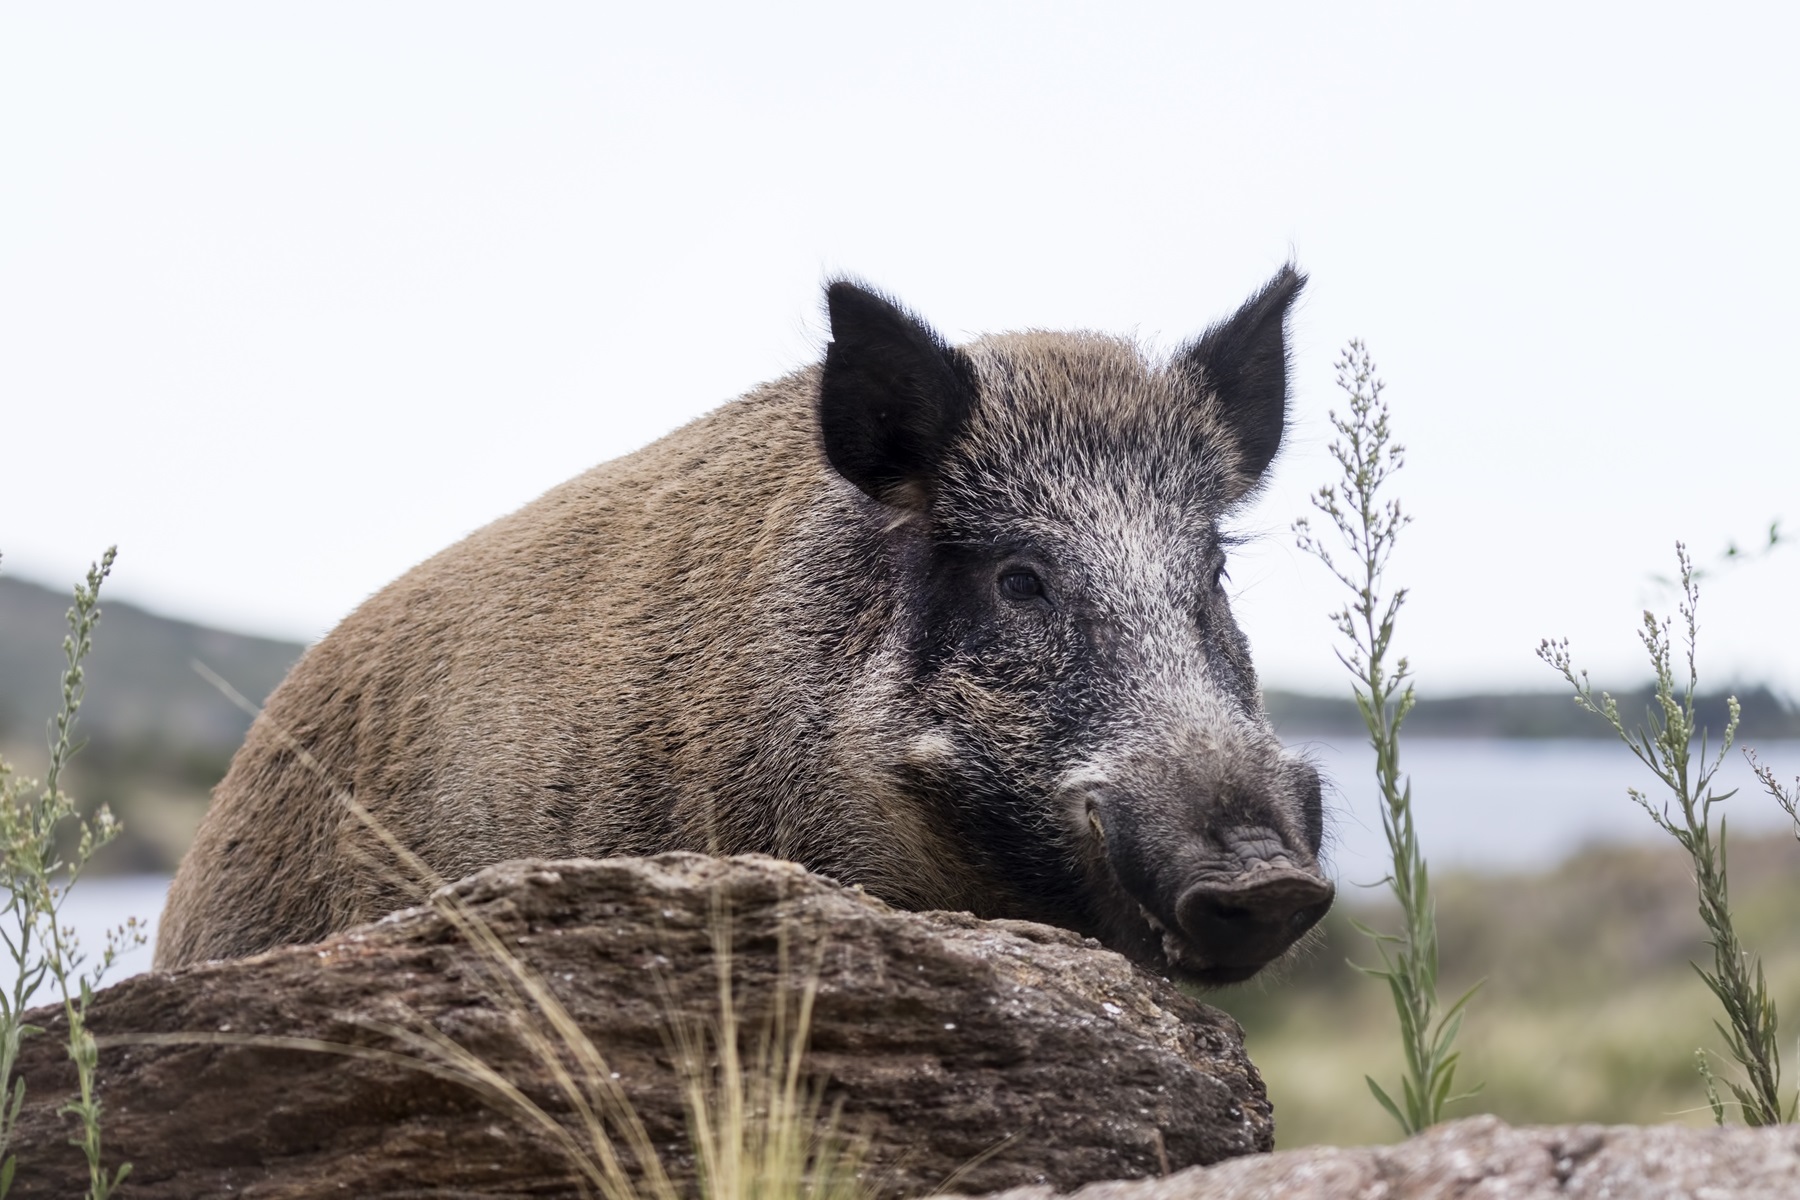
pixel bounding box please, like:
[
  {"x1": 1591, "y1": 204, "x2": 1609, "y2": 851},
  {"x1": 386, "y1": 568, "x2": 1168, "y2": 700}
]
[{"x1": 1083, "y1": 793, "x2": 1335, "y2": 986}]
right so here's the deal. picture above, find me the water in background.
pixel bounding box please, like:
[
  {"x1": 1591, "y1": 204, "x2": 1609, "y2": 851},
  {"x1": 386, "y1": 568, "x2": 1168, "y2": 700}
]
[
  {"x1": 6, "y1": 738, "x2": 1798, "y2": 998},
  {"x1": 3, "y1": 874, "x2": 169, "y2": 1005},
  {"x1": 1307, "y1": 736, "x2": 1800, "y2": 883}
]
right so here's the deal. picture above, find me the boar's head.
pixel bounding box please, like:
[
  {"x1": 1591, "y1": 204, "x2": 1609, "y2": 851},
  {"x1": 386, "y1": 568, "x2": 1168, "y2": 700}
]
[{"x1": 818, "y1": 267, "x2": 1332, "y2": 985}]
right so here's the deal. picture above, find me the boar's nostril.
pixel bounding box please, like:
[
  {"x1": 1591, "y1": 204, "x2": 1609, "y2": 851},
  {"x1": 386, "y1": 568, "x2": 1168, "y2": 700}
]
[{"x1": 1175, "y1": 869, "x2": 1335, "y2": 969}]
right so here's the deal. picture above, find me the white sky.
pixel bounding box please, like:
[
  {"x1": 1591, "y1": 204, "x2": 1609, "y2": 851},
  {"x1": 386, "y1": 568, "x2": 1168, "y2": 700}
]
[{"x1": 2, "y1": 2, "x2": 1796, "y2": 697}]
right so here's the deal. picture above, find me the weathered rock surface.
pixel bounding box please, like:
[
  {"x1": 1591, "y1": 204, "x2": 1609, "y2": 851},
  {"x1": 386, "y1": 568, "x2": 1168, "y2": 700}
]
[
  {"x1": 966, "y1": 1114, "x2": 1800, "y2": 1200},
  {"x1": 12, "y1": 853, "x2": 1270, "y2": 1198}
]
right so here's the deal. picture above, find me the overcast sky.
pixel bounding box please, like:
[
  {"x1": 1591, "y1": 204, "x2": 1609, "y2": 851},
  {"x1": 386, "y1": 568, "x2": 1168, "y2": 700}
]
[{"x1": 2, "y1": 2, "x2": 1796, "y2": 698}]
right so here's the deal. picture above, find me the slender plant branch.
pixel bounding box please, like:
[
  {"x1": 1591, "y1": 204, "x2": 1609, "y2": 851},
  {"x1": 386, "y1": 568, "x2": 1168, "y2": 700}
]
[
  {"x1": 1539, "y1": 543, "x2": 1792, "y2": 1125},
  {"x1": 1294, "y1": 341, "x2": 1479, "y2": 1135},
  {"x1": 0, "y1": 548, "x2": 141, "y2": 1198}
]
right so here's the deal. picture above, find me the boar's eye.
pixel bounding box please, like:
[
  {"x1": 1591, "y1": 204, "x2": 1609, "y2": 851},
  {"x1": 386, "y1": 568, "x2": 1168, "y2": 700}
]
[
  {"x1": 999, "y1": 569, "x2": 1045, "y2": 601},
  {"x1": 1209, "y1": 559, "x2": 1230, "y2": 594}
]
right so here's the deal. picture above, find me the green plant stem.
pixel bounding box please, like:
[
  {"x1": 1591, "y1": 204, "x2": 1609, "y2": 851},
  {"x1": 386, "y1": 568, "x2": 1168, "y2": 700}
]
[
  {"x1": 1539, "y1": 543, "x2": 1791, "y2": 1126},
  {"x1": 1294, "y1": 341, "x2": 1477, "y2": 1136},
  {"x1": 0, "y1": 548, "x2": 136, "y2": 1198}
]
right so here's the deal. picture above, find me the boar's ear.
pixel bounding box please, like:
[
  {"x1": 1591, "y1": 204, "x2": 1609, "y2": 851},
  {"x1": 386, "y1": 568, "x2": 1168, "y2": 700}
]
[
  {"x1": 819, "y1": 280, "x2": 978, "y2": 510},
  {"x1": 1177, "y1": 265, "x2": 1306, "y2": 500}
]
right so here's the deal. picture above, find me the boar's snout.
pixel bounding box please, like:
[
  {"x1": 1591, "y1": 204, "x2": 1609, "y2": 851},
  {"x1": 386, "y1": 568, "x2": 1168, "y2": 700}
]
[
  {"x1": 1083, "y1": 758, "x2": 1334, "y2": 984},
  {"x1": 1174, "y1": 859, "x2": 1334, "y2": 982}
]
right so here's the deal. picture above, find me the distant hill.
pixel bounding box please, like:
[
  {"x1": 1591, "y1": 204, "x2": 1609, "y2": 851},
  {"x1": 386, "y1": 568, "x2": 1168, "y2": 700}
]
[
  {"x1": 0, "y1": 573, "x2": 308, "y2": 872},
  {"x1": 1265, "y1": 684, "x2": 1800, "y2": 741},
  {"x1": 0, "y1": 575, "x2": 305, "y2": 751}
]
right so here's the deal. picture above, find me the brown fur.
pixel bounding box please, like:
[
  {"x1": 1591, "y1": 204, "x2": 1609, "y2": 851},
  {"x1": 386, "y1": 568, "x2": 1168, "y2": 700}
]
[{"x1": 157, "y1": 367, "x2": 993, "y2": 967}]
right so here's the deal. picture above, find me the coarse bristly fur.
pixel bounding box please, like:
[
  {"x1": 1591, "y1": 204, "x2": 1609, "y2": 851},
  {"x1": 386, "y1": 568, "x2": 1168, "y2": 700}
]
[{"x1": 157, "y1": 266, "x2": 1334, "y2": 984}]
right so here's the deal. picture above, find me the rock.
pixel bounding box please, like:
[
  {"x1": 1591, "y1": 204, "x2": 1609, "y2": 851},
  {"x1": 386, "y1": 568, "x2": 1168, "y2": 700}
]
[
  {"x1": 10, "y1": 853, "x2": 1270, "y2": 1198},
  {"x1": 965, "y1": 1114, "x2": 1800, "y2": 1200}
]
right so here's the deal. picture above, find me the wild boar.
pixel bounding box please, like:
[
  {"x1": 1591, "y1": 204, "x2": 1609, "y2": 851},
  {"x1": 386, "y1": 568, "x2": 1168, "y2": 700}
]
[{"x1": 156, "y1": 267, "x2": 1334, "y2": 983}]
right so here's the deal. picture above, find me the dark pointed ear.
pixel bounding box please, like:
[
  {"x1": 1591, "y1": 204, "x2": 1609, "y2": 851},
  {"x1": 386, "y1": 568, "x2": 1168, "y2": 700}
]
[
  {"x1": 1177, "y1": 265, "x2": 1306, "y2": 498},
  {"x1": 818, "y1": 281, "x2": 978, "y2": 510}
]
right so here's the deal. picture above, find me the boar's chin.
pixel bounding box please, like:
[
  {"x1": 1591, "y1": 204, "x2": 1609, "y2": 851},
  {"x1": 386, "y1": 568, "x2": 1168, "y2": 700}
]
[{"x1": 1127, "y1": 903, "x2": 1279, "y2": 987}]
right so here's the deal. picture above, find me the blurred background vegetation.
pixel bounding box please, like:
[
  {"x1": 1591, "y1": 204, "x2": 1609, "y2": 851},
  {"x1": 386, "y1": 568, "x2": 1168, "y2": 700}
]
[
  {"x1": 1209, "y1": 831, "x2": 1800, "y2": 1146},
  {"x1": 2, "y1": 572, "x2": 1797, "y2": 1146}
]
